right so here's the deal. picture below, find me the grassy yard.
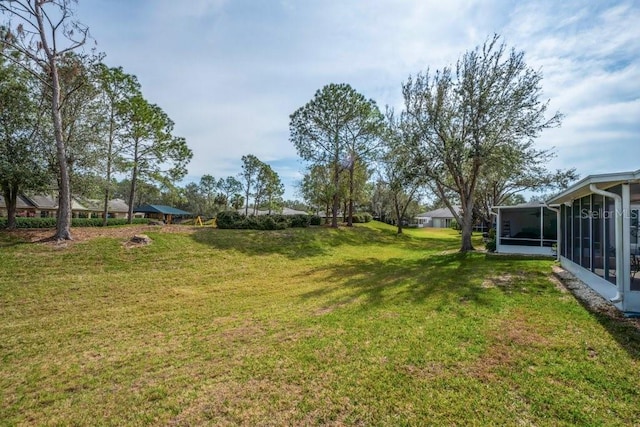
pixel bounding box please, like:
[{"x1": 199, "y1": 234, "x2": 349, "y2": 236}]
[{"x1": 1, "y1": 222, "x2": 639, "y2": 425}]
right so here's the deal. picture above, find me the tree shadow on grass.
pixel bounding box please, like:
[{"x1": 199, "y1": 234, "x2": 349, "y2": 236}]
[
  {"x1": 298, "y1": 252, "x2": 529, "y2": 311},
  {"x1": 190, "y1": 226, "x2": 457, "y2": 259}
]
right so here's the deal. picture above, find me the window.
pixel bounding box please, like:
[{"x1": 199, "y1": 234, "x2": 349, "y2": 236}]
[
  {"x1": 592, "y1": 195, "x2": 603, "y2": 276},
  {"x1": 581, "y1": 195, "x2": 591, "y2": 269},
  {"x1": 572, "y1": 199, "x2": 581, "y2": 263}
]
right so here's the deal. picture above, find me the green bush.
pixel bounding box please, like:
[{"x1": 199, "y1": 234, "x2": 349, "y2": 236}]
[
  {"x1": 0, "y1": 217, "x2": 149, "y2": 229},
  {"x1": 289, "y1": 214, "x2": 311, "y2": 228},
  {"x1": 351, "y1": 212, "x2": 372, "y2": 223},
  {"x1": 450, "y1": 219, "x2": 461, "y2": 231},
  {"x1": 216, "y1": 211, "x2": 244, "y2": 229},
  {"x1": 216, "y1": 211, "x2": 289, "y2": 230},
  {"x1": 310, "y1": 215, "x2": 322, "y2": 226},
  {"x1": 485, "y1": 239, "x2": 497, "y2": 252}
]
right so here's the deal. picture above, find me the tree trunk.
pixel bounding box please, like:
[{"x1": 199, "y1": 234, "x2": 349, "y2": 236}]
[
  {"x1": 395, "y1": 205, "x2": 403, "y2": 235},
  {"x1": 102, "y1": 108, "x2": 115, "y2": 226},
  {"x1": 459, "y1": 199, "x2": 475, "y2": 252},
  {"x1": 331, "y1": 161, "x2": 340, "y2": 228},
  {"x1": 331, "y1": 192, "x2": 339, "y2": 228},
  {"x1": 51, "y1": 63, "x2": 72, "y2": 241},
  {"x1": 127, "y1": 159, "x2": 138, "y2": 224},
  {"x1": 347, "y1": 164, "x2": 354, "y2": 227},
  {"x1": 2, "y1": 185, "x2": 18, "y2": 230},
  {"x1": 244, "y1": 187, "x2": 250, "y2": 216}
]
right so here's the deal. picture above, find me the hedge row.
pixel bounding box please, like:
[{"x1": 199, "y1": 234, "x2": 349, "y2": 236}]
[
  {"x1": 351, "y1": 212, "x2": 373, "y2": 223},
  {"x1": 216, "y1": 211, "x2": 322, "y2": 230},
  {"x1": 0, "y1": 217, "x2": 150, "y2": 229}
]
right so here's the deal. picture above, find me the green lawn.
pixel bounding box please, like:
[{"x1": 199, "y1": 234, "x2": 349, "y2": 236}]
[{"x1": 1, "y1": 222, "x2": 639, "y2": 425}]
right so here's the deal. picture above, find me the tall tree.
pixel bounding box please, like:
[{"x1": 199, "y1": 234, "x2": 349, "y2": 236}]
[
  {"x1": 119, "y1": 94, "x2": 192, "y2": 222},
  {"x1": 240, "y1": 154, "x2": 261, "y2": 216},
  {"x1": 217, "y1": 176, "x2": 242, "y2": 209},
  {"x1": 1, "y1": 0, "x2": 90, "y2": 240},
  {"x1": 94, "y1": 64, "x2": 141, "y2": 225},
  {"x1": 0, "y1": 52, "x2": 49, "y2": 229},
  {"x1": 55, "y1": 54, "x2": 102, "y2": 199},
  {"x1": 403, "y1": 35, "x2": 561, "y2": 252},
  {"x1": 379, "y1": 110, "x2": 427, "y2": 234},
  {"x1": 342, "y1": 96, "x2": 384, "y2": 226},
  {"x1": 258, "y1": 164, "x2": 284, "y2": 215},
  {"x1": 199, "y1": 174, "x2": 217, "y2": 216},
  {"x1": 290, "y1": 83, "x2": 382, "y2": 228},
  {"x1": 299, "y1": 164, "x2": 333, "y2": 220}
]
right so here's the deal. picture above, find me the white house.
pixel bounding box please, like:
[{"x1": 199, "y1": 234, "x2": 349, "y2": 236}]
[{"x1": 414, "y1": 206, "x2": 460, "y2": 228}]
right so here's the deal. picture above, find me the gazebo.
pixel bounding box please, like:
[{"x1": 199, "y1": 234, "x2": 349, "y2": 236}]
[{"x1": 133, "y1": 204, "x2": 191, "y2": 224}]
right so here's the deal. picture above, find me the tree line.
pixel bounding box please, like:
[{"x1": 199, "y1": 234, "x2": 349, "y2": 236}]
[
  {"x1": 290, "y1": 35, "x2": 577, "y2": 251},
  {"x1": 0, "y1": 0, "x2": 192, "y2": 237}
]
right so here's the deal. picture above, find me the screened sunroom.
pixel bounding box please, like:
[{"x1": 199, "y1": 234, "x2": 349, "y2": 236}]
[
  {"x1": 547, "y1": 170, "x2": 640, "y2": 316},
  {"x1": 495, "y1": 202, "x2": 557, "y2": 256}
]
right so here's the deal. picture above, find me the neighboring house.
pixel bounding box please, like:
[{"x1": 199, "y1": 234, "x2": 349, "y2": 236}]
[
  {"x1": 496, "y1": 169, "x2": 640, "y2": 316},
  {"x1": 0, "y1": 194, "x2": 130, "y2": 219},
  {"x1": 24, "y1": 194, "x2": 58, "y2": 217},
  {"x1": 82, "y1": 198, "x2": 130, "y2": 219},
  {"x1": 0, "y1": 194, "x2": 38, "y2": 217},
  {"x1": 281, "y1": 207, "x2": 309, "y2": 216},
  {"x1": 236, "y1": 207, "x2": 309, "y2": 216},
  {"x1": 494, "y1": 202, "x2": 557, "y2": 256},
  {"x1": 414, "y1": 206, "x2": 461, "y2": 228},
  {"x1": 134, "y1": 204, "x2": 191, "y2": 224}
]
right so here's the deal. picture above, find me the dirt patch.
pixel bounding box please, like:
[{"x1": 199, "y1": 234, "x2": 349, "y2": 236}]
[
  {"x1": 481, "y1": 272, "x2": 527, "y2": 289},
  {"x1": 469, "y1": 313, "x2": 549, "y2": 381}
]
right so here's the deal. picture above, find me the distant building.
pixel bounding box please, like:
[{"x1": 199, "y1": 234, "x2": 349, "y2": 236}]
[
  {"x1": 414, "y1": 206, "x2": 461, "y2": 228},
  {"x1": 0, "y1": 193, "x2": 129, "y2": 219}
]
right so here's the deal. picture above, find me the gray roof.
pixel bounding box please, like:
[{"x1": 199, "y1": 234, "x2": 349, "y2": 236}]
[
  {"x1": 107, "y1": 199, "x2": 129, "y2": 212},
  {"x1": 415, "y1": 206, "x2": 460, "y2": 219},
  {"x1": 0, "y1": 195, "x2": 35, "y2": 209},
  {"x1": 281, "y1": 207, "x2": 309, "y2": 215},
  {"x1": 134, "y1": 204, "x2": 191, "y2": 215},
  {"x1": 25, "y1": 194, "x2": 57, "y2": 209},
  {"x1": 84, "y1": 198, "x2": 129, "y2": 213}
]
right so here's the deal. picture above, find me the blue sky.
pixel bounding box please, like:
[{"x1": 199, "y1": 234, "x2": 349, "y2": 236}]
[{"x1": 77, "y1": 0, "x2": 640, "y2": 200}]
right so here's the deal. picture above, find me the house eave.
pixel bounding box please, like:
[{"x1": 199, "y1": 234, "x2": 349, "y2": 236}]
[{"x1": 546, "y1": 169, "x2": 640, "y2": 205}]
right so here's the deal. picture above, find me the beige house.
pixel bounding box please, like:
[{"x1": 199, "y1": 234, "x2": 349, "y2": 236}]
[{"x1": 0, "y1": 194, "x2": 130, "y2": 219}]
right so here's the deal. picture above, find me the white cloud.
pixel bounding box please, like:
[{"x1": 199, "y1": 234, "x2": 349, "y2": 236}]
[{"x1": 78, "y1": 0, "x2": 640, "y2": 199}]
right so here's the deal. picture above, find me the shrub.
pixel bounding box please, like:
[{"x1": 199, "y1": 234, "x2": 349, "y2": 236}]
[
  {"x1": 485, "y1": 228, "x2": 497, "y2": 252},
  {"x1": 216, "y1": 211, "x2": 244, "y2": 229},
  {"x1": 310, "y1": 215, "x2": 322, "y2": 226},
  {"x1": 488, "y1": 228, "x2": 496, "y2": 239},
  {"x1": 0, "y1": 217, "x2": 149, "y2": 229},
  {"x1": 289, "y1": 214, "x2": 311, "y2": 228},
  {"x1": 216, "y1": 211, "x2": 290, "y2": 230},
  {"x1": 351, "y1": 212, "x2": 372, "y2": 223}
]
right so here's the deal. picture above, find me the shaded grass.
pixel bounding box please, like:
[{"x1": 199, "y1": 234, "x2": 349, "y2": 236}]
[{"x1": 0, "y1": 222, "x2": 639, "y2": 425}]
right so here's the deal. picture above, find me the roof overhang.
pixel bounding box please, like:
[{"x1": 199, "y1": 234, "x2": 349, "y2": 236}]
[{"x1": 546, "y1": 169, "x2": 640, "y2": 205}]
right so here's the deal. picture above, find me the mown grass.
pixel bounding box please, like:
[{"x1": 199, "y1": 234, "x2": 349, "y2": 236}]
[{"x1": 1, "y1": 222, "x2": 639, "y2": 425}]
